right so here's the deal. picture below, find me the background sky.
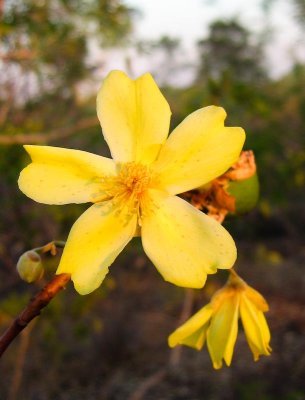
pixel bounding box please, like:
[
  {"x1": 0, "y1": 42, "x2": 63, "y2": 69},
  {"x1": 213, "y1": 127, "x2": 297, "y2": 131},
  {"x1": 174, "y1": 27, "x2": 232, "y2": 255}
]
[{"x1": 103, "y1": 0, "x2": 305, "y2": 80}]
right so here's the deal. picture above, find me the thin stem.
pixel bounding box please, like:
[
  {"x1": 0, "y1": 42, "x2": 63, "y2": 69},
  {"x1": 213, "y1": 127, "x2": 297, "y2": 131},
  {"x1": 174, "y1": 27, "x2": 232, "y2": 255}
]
[
  {"x1": 128, "y1": 369, "x2": 167, "y2": 400},
  {"x1": 33, "y1": 240, "x2": 66, "y2": 256},
  {"x1": 128, "y1": 288, "x2": 195, "y2": 400},
  {"x1": 8, "y1": 319, "x2": 37, "y2": 400},
  {"x1": 0, "y1": 273, "x2": 71, "y2": 359},
  {"x1": 229, "y1": 268, "x2": 239, "y2": 278},
  {"x1": 169, "y1": 288, "x2": 195, "y2": 368},
  {"x1": 0, "y1": 116, "x2": 98, "y2": 145},
  {"x1": 0, "y1": 0, "x2": 4, "y2": 20}
]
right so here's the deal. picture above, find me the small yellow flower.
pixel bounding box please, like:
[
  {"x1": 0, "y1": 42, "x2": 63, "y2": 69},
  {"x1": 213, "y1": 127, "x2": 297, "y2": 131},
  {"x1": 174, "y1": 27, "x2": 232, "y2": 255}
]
[
  {"x1": 168, "y1": 273, "x2": 271, "y2": 369},
  {"x1": 18, "y1": 70, "x2": 245, "y2": 295}
]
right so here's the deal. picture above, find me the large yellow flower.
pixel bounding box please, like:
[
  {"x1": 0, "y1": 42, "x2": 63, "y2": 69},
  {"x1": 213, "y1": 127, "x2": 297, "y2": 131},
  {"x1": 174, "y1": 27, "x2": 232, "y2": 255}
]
[
  {"x1": 18, "y1": 70, "x2": 245, "y2": 295},
  {"x1": 168, "y1": 272, "x2": 272, "y2": 369}
]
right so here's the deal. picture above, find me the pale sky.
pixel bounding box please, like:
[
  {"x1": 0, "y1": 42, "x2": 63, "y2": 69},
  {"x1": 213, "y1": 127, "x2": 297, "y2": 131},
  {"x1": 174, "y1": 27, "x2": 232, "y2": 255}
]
[
  {"x1": 129, "y1": 0, "x2": 267, "y2": 41},
  {"x1": 93, "y1": 0, "x2": 305, "y2": 86}
]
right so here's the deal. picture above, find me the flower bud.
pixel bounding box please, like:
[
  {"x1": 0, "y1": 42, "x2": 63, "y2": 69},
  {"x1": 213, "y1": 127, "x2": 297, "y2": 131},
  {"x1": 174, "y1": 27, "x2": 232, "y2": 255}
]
[{"x1": 16, "y1": 250, "x2": 44, "y2": 283}]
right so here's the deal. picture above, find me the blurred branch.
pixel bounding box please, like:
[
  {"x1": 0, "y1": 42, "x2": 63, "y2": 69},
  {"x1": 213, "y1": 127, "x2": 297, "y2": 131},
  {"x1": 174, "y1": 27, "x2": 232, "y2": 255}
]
[
  {"x1": 8, "y1": 319, "x2": 37, "y2": 400},
  {"x1": 0, "y1": 116, "x2": 99, "y2": 145},
  {"x1": 0, "y1": 103, "x2": 10, "y2": 126},
  {"x1": 0, "y1": 0, "x2": 4, "y2": 20},
  {"x1": 169, "y1": 288, "x2": 195, "y2": 368},
  {"x1": 0, "y1": 273, "x2": 71, "y2": 359},
  {"x1": 128, "y1": 370, "x2": 167, "y2": 400},
  {"x1": 128, "y1": 289, "x2": 195, "y2": 400},
  {"x1": 0, "y1": 49, "x2": 36, "y2": 62}
]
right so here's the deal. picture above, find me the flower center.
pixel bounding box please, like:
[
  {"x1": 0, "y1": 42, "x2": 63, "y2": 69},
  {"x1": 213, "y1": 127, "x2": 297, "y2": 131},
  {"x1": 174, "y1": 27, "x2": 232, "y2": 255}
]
[
  {"x1": 117, "y1": 162, "x2": 151, "y2": 199},
  {"x1": 97, "y1": 162, "x2": 154, "y2": 214}
]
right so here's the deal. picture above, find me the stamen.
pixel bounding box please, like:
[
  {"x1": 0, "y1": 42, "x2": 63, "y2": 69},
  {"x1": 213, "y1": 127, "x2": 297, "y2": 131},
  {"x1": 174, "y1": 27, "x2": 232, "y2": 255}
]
[{"x1": 95, "y1": 162, "x2": 155, "y2": 218}]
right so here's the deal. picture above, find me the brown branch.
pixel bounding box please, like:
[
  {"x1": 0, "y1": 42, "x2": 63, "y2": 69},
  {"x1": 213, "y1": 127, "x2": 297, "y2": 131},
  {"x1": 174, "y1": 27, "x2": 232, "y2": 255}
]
[
  {"x1": 0, "y1": 273, "x2": 71, "y2": 359},
  {"x1": 0, "y1": 0, "x2": 4, "y2": 20},
  {"x1": 0, "y1": 103, "x2": 10, "y2": 126},
  {"x1": 0, "y1": 49, "x2": 36, "y2": 62},
  {"x1": 8, "y1": 319, "x2": 37, "y2": 400},
  {"x1": 128, "y1": 369, "x2": 167, "y2": 400},
  {"x1": 128, "y1": 289, "x2": 195, "y2": 400},
  {"x1": 169, "y1": 288, "x2": 195, "y2": 368},
  {"x1": 0, "y1": 116, "x2": 99, "y2": 145}
]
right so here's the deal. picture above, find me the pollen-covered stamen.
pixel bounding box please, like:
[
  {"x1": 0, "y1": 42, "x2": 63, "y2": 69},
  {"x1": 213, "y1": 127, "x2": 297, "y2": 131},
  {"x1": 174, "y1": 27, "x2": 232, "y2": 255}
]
[
  {"x1": 118, "y1": 162, "x2": 151, "y2": 199},
  {"x1": 98, "y1": 162, "x2": 154, "y2": 215}
]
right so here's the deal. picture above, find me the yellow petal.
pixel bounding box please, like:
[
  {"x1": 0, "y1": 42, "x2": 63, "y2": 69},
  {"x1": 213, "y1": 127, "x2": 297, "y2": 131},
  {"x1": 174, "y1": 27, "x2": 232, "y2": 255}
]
[
  {"x1": 240, "y1": 295, "x2": 271, "y2": 360},
  {"x1": 244, "y1": 285, "x2": 269, "y2": 312},
  {"x1": 56, "y1": 202, "x2": 137, "y2": 295},
  {"x1": 168, "y1": 304, "x2": 213, "y2": 350},
  {"x1": 258, "y1": 312, "x2": 272, "y2": 353},
  {"x1": 207, "y1": 292, "x2": 239, "y2": 369},
  {"x1": 19, "y1": 145, "x2": 115, "y2": 205},
  {"x1": 180, "y1": 328, "x2": 207, "y2": 350},
  {"x1": 153, "y1": 106, "x2": 245, "y2": 195},
  {"x1": 97, "y1": 70, "x2": 171, "y2": 164},
  {"x1": 141, "y1": 193, "x2": 237, "y2": 289}
]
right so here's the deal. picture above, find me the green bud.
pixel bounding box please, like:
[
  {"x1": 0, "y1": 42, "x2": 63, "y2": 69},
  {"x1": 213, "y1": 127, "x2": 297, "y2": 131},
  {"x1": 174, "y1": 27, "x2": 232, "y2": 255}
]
[
  {"x1": 227, "y1": 173, "x2": 260, "y2": 214},
  {"x1": 16, "y1": 250, "x2": 44, "y2": 283}
]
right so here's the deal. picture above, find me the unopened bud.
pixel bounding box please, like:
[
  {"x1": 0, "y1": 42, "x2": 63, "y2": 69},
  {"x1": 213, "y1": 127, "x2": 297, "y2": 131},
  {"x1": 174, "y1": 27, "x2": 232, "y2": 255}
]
[{"x1": 16, "y1": 250, "x2": 44, "y2": 283}]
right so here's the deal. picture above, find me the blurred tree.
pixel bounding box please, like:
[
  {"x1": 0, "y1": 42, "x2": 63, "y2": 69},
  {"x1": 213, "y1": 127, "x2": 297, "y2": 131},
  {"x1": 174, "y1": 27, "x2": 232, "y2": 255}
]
[
  {"x1": 0, "y1": 0, "x2": 135, "y2": 131},
  {"x1": 149, "y1": 35, "x2": 181, "y2": 86},
  {"x1": 262, "y1": 0, "x2": 305, "y2": 27},
  {"x1": 135, "y1": 35, "x2": 194, "y2": 87},
  {"x1": 196, "y1": 19, "x2": 266, "y2": 84},
  {"x1": 293, "y1": 0, "x2": 305, "y2": 24}
]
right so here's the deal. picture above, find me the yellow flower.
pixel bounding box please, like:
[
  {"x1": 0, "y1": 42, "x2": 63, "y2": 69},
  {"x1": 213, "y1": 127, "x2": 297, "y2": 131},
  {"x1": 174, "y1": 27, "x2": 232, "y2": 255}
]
[
  {"x1": 18, "y1": 70, "x2": 245, "y2": 295},
  {"x1": 168, "y1": 273, "x2": 271, "y2": 369}
]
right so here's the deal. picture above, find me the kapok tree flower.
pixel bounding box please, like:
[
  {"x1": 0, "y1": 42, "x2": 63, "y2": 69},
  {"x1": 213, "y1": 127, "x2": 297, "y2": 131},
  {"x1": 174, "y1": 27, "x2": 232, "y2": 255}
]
[
  {"x1": 168, "y1": 272, "x2": 271, "y2": 369},
  {"x1": 18, "y1": 70, "x2": 245, "y2": 295}
]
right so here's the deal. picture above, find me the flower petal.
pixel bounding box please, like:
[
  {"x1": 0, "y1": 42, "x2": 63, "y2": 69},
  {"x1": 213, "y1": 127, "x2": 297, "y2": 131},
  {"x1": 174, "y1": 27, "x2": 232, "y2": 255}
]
[
  {"x1": 19, "y1": 145, "x2": 115, "y2": 205},
  {"x1": 258, "y1": 312, "x2": 272, "y2": 352},
  {"x1": 180, "y1": 328, "x2": 207, "y2": 350},
  {"x1": 56, "y1": 202, "x2": 137, "y2": 295},
  {"x1": 207, "y1": 292, "x2": 240, "y2": 369},
  {"x1": 244, "y1": 285, "x2": 269, "y2": 312},
  {"x1": 153, "y1": 106, "x2": 245, "y2": 195},
  {"x1": 240, "y1": 295, "x2": 271, "y2": 360},
  {"x1": 97, "y1": 70, "x2": 171, "y2": 164},
  {"x1": 168, "y1": 304, "x2": 213, "y2": 350},
  {"x1": 141, "y1": 193, "x2": 237, "y2": 289}
]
